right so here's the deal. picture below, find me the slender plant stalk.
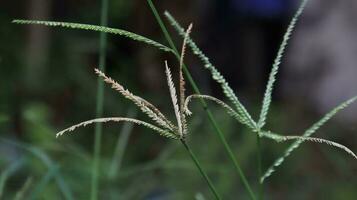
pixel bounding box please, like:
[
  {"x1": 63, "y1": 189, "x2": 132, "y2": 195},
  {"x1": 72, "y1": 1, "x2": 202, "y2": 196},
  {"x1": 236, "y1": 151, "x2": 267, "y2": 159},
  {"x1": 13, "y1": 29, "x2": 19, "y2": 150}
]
[
  {"x1": 256, "y1": 134, "x2": 263, "y2": 200},
  {"x1": 92, "y1": 0, "x2": 109, "y2": 199},
  {"x1": 180, "y1": 140, "x2": 222, "y2": 200},
  {"x1": 14, "y1": 177, "x2": 33, "y2": 200},
  {"x1": 147, "y1": 1, "x2": 256, "y2": 199},
  {"x1": 108, "y1": 108, "x2": 137, "y2": 179}
]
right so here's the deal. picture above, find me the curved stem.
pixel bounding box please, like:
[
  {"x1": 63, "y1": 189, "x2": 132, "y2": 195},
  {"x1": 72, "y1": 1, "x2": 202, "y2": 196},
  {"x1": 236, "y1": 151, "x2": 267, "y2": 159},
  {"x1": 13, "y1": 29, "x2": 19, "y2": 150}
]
[
  {"x1": 180, "y1": 140, "x2": 222, "y2": 200},
  {"x1": 146, "y1": 1, "x2": 257, "y2": 199}
]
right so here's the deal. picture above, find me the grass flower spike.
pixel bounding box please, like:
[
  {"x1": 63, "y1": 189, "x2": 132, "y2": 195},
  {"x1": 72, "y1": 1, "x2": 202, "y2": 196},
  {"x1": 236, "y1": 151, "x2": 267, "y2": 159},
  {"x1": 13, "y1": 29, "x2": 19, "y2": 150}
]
[
  {"x1": 56, "y1": 63, "x2": 188, "y2": 140},
  {"x1": 167, "y1": 0, "x2": 357, "y2": 185},
  {"x1": 55, "y1": 24, "x2": 222, "y2": 200}
]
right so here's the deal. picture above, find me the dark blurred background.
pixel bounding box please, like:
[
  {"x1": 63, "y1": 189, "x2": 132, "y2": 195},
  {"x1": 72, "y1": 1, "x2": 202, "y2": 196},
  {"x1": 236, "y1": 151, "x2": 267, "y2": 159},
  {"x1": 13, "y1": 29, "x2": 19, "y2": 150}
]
[{"x1": 1, "y1": 0, "x2": 357, "y2": 199}]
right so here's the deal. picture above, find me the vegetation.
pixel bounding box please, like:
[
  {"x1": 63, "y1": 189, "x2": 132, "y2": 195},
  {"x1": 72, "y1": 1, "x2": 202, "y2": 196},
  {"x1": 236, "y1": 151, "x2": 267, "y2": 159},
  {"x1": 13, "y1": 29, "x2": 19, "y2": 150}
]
[{"x1": 2, "y1": 0, "x2": 356, "y2": 199}]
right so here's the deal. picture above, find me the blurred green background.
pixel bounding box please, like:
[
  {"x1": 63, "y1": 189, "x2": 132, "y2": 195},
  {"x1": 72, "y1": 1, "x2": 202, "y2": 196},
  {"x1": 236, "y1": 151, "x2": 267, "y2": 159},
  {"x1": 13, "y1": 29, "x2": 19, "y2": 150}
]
[{"x1": 1, "y1": 0, "x2": 356, "y2": 199}]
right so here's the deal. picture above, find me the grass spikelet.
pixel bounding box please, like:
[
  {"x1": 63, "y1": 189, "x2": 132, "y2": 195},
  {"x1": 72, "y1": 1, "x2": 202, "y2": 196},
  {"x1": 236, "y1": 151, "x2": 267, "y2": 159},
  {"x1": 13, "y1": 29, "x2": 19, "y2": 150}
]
[
  {"x1": 58, "y1": 66, "x2": 194, "y2": 140},
  {"x1": 179, "y1": 23, "x2": 193, "y2": 136},
  {"x1": 164, "y1": 12, "x2": 257, "y2": 130},
  {"x1": 165, "y1": 61, "x2": 183, "y2": 137},
  {"x1": 148, "y1": 4, "x2": 255, "y2": 198},
  {"x1": 261, "y1": 95, "x2": 357, "y2": 182},
  {"x1": 258, "y1": 0, "x2": 309, "y2": 128},
  {"x1": 94, "y1": 68, "x2": 172, "y2": 130},
  {"x1": 260, "y1": 131, "x2": 357, "y2": 160},
  {"x1": 134, "y1": 95, "x2": 176, "y2": 130},
  {"x1": 56, "y1": 117, "x2": 177, "y2": 139},
  {"x1": 180, "y1": 23, "x2": 193, "y2": 73},
  {"x1": 281, "y1": 136, "x2": 357, "y2": 160},
  {"x1": 12, "y1": 20, "x2": 173, "y2": 52},
  {"x1": 184, "y1": 95, "x2": 254, "y2": 129},
  {"x1": 165, "y1": 3, "x2": 356, "y2": 188}
]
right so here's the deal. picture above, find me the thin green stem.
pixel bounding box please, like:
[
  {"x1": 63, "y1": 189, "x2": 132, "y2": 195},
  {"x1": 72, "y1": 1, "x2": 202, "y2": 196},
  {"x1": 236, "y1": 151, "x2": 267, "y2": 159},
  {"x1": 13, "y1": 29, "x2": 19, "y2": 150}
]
[
  {"x1": 256, "y1": 134, "x2": 263, "y2": 200},
  {"x1": 180, "y1": 140, "x2": 222, "y2": 200},
  {"x1": 147, "y1": 1, "x2": 256, "y2": 199},
  {"x1": 92, "y1": 0, "x2": 108, "y2": 199},
  {"x1": 108, "y1": 108, "x2": 137, "y2": 179}
]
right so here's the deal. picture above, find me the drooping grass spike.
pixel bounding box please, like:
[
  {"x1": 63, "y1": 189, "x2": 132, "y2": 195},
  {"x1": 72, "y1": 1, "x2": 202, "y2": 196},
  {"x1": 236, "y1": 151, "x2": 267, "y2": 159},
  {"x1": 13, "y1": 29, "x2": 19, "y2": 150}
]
[
  {"x1": 184, "y1": 94, "x2": 252, "y2": 127},
  {"x1": 56, "y1": 117, "x2": 177, "y2": 139},
  {"x1": 55, "y1": 63, "x2": 221, "y2": 199},
  {"x1": 12, "y1": 20, "x2": 173, "y2": 53},
  {"x1": 261, "y1": 95, "x2": 357, "y2": 182},
  {"x1": 260, "y1": 131, "x2": 357, "y2": 159}
]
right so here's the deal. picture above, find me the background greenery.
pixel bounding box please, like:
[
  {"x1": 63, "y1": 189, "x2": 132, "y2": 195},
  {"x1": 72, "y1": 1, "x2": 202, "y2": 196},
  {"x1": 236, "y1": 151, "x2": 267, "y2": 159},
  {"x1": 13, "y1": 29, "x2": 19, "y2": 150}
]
[{"x1": 1, "y1": 0, "x2": 356, "y2": 199}]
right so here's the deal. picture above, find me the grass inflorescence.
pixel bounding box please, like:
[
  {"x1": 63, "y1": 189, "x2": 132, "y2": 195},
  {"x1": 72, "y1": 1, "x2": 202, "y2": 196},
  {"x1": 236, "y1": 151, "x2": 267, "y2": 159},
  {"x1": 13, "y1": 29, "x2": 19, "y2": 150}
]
[{"x1": 12, "y1": 0, "x2": 357, "y2": 198}]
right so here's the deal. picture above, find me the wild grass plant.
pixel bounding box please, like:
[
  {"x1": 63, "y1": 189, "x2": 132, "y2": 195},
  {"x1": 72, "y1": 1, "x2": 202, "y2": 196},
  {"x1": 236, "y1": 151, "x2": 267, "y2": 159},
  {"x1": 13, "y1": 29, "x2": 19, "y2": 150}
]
[
  {"x1": 55, "y1": 24, "x2": 222, "y2": 199},
  {"x1": 164, "y1": 0, "x2": 357, "y2": 183},
  {"x1": 12, "y1": 0, "x2": 357, "y2": 199}
]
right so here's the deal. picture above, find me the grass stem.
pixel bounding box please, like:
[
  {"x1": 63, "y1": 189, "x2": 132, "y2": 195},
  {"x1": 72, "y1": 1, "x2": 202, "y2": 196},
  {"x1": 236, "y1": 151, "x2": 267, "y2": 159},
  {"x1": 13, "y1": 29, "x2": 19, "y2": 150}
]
[
  {"x1": 257, "y1": 134, "x2": 263, "y2": 200},
  {"x1": 181, "y1": 140, "x2": 222, "y2": 200},
  {"x1": 147, "y1": 1, "x2": 256, "y2": 199},
  {"x1": 91, "y1": 0, "x2": 108, "y2": 199},
  {"x1": 108, "y1": 108, "x2": 137, "y2": 179}
]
